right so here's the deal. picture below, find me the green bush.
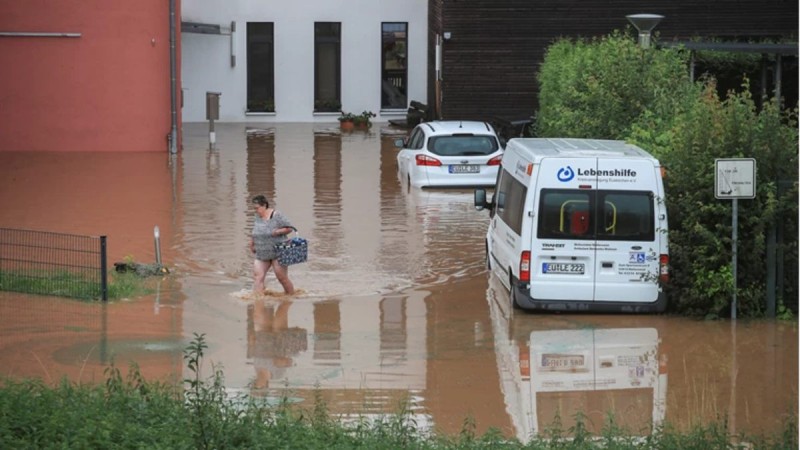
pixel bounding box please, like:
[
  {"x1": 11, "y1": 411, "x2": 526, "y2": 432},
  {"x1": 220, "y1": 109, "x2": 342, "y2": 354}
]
[
  {"x1": 659, "y1": 84, "x2": 798, "y2": 316},
  {"x1": 536, "y1": 30, "x2": 694, "y2": 140},
  {"x1": 535, "y1": 32, "x2": 799, "y2": 317}
]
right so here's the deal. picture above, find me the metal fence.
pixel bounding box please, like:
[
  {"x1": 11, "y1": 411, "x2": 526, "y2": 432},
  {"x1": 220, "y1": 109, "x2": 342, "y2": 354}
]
[{"x1": 0, "y1": 228, "x2": 107, "y2": 301}]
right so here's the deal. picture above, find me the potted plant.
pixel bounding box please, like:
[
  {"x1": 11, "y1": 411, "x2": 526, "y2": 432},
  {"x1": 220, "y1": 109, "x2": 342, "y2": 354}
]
[
  {"x1": 338, "y1": 111, "x2": 356, "y2": 130},
  {"x1": 353, "y1": 110, "x2": 376, "y2": 129}
]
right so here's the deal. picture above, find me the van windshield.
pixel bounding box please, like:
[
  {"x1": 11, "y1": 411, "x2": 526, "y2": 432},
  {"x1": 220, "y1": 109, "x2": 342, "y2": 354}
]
[
  {"x1": 537, "y1": 189, "x2": 655, "y2": 241},
  {"x1": 427, "y1": 135, "x2": 498, "y2": 156}
]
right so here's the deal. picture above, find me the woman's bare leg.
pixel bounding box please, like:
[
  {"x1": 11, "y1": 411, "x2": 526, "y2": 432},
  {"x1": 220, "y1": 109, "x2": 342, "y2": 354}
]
[
  {"x1": 253, "y1": 259, "x2": 269, "y2": 294},
  {"x1": 272, "y1": 260, "x2": 295, "y2": 294}
]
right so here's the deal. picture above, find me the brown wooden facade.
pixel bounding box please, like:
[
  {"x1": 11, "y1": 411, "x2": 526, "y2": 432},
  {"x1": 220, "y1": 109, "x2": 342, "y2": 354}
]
[{"x1": 428, "y1": 0, "x2": 798, "y2": 122}]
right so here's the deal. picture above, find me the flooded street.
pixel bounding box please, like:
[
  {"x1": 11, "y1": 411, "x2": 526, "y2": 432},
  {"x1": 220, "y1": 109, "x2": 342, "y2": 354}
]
[{"x1": 0, "y1": 122, "x2": 796, "y2": 441}]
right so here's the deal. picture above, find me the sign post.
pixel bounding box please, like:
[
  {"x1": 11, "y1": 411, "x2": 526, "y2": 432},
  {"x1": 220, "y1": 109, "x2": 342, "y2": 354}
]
[{"x1": 715, "y1": 158, "x2": 756, "y2": 320}]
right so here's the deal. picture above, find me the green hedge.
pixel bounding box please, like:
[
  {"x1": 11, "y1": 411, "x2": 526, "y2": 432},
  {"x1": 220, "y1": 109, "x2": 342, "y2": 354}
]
[{"x1": 536, "y1": 32, "x2": 799, "y2": 317}]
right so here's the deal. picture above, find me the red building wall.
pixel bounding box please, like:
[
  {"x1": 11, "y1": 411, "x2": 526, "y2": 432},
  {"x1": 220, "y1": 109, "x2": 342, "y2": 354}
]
[{"x1": 0, "y1": 0, "x2": 181, "y2": 152}]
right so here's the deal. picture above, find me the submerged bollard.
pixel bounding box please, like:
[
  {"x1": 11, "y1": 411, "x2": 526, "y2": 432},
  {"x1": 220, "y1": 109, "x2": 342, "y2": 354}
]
[
  {"x1": 154, "y1": 225, "x2": 162, "y2": 266},
  {"x1": 206, "y1": 91, "x2": 221, "y2": 148}
]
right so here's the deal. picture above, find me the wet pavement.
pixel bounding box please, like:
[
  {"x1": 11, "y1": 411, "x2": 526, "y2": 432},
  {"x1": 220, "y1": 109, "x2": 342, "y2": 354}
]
[{"x1": 0, "y1": 122, "x2": 796, "y2": 441}]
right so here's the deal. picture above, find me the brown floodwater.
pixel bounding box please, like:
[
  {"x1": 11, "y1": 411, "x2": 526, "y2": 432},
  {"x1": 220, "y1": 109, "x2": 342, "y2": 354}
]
[{"x1": 0, "y1": 122, "x2": 796, "y2": 441}]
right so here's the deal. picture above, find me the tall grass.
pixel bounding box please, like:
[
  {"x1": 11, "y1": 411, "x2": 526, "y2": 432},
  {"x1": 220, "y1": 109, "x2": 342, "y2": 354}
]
[
  {"x1": 0, "y1": 333, "x2": 795, "y2": 449},
  {"x1": 106, "y1": 271, "x2": 157, "y2": 300},
  {"x1": 0, "y1": 269, "x2": 156, "y2": 301}
]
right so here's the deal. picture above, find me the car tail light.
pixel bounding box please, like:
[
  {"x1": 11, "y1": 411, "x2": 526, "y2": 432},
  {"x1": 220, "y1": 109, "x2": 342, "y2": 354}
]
[
  {"x1": 659, "y1": 254, "x2": 669, "y2": 283},
  {"x1": 520, "y1": 251, "x2": 531, "y2": 282},
  {"x1": 487, "y1": 155, "x2": 503, "y2": 166},
  {"x1": 415, "y1": 154, "x2": 442, "y2": 166}
]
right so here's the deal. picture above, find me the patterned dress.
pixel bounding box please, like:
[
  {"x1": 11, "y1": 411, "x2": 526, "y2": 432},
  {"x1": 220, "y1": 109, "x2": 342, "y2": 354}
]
[{"x1": 252, "y1": 210, "x2": 293, "y2": 261}]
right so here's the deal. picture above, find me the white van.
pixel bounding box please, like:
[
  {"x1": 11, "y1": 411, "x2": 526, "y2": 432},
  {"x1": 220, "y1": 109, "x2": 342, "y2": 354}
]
[{"x1": 474, "y1": 138, "x2": 669, "y2": 312}]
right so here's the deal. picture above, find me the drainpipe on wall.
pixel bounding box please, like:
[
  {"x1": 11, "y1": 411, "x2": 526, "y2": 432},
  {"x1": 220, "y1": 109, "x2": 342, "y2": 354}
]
[{"x1": 168, "y1": 0, "x2": 178, "y2": 154}]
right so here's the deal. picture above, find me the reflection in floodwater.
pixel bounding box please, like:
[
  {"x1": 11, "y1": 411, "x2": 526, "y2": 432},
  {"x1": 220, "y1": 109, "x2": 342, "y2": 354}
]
[
  {"x1": 312, "y1": 132, "x2": 344, "y2": 258},
  {"x1": 0, "y1": 123, "x2": 795, "y2": 441},
  {"x1": 248, "y1": 299, "x2": 307, "y2": 390},
  {"x1": 486, "y1": 274, "x2": 797, "y2": 442},
  {"x1": 529, "y1": 328, "x2": 664, "y2": 439},
  {"x1": 488, "y1": 270, "x2": 667, "y2": 441}
]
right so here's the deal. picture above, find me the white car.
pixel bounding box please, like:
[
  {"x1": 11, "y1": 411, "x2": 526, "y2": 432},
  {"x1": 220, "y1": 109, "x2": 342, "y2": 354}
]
[{"x1": 395, "y1": 121, "x2": 504, "y2": 188}]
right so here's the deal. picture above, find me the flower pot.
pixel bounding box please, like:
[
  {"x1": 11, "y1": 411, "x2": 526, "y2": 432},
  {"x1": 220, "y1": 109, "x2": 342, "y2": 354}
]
[{"x1": 340, "y1": 120, "x2": 354, "y2": 131}]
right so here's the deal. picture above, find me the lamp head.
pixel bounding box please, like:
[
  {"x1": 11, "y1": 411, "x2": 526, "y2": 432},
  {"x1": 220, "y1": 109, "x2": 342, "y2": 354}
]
[{"x1": 626, "y1": 14, "x2": 664, "y2": 48}]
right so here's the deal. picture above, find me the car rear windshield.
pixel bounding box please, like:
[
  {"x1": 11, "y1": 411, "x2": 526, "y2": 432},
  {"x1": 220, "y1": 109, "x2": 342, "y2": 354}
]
[{"x1": 427, "y1": 135, "x2": 499, "y2": 156}]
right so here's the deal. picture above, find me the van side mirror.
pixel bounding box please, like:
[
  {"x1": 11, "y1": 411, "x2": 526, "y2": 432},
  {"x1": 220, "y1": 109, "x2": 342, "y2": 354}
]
[{"x1": 394, "y1": 138, "x2": 406, "y2": 148}]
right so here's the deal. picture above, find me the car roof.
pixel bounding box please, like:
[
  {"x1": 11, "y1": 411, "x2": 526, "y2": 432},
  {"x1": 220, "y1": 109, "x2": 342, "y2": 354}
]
[{"x1": 417, "y1": 121, "x2": 497, "y2": 136}]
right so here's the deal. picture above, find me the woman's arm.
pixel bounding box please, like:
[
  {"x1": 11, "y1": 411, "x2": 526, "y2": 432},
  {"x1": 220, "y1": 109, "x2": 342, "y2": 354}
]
[
  {"x1": 272, "y1": 227, "x2": 291, "y2": 237},
  {"x1": 272, "y1": 211, "x2": 294, "y2": 237}
]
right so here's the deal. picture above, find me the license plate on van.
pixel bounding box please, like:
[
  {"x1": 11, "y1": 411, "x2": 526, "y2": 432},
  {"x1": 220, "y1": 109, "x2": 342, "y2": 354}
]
[
  {"x1": 449, "y1": 165, "x2": 479, "y2": 174},
  {"x1": 542, "y1": 263, "x2": 585, "y2": 274},
  {"x1": 540, "y1": 353, "x2": 586, "y2": 372}
]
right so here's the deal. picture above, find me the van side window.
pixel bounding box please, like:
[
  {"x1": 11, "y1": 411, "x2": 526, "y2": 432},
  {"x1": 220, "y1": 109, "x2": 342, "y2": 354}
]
[
  {"x1": 537, "y1": 189, "x2": 655, "y2": 241},
  {"x1": 495, "y1": 169, "x2": 527, "y2": 235}
]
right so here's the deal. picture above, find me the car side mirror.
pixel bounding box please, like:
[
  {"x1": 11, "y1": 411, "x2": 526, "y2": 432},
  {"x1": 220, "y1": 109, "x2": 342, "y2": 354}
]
[
  {"x1": 475, "y1": 188, "x2": 493, "y2": 212},
  {"x1": 394, "y1": 138, "x2": 406, "y2": 148}
]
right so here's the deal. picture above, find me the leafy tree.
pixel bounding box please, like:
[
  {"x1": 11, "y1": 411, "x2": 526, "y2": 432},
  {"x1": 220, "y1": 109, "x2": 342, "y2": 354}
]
[{"x1": 537, "y1": 30, "x2": 693, "y2": 140}]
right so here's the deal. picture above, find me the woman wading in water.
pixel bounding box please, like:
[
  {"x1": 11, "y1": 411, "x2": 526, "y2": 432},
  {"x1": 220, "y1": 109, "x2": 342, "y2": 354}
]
[{"x1": 250, "y1": 195, "x2": 295, "y2": 295}]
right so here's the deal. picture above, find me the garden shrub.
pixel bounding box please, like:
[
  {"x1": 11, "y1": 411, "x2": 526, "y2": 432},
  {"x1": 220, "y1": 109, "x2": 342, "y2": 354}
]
[{"x1": 537, "y1": 30, "x2": 693, "y2": 140}]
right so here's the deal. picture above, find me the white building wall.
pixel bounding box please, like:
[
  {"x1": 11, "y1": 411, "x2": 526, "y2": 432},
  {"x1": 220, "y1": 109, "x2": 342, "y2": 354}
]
[{"x1": 181, "y1": 1, "x2": 428, "y2": 123}]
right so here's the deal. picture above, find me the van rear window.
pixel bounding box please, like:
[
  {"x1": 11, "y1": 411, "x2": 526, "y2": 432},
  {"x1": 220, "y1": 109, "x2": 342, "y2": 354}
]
[{"x1": 537, "y1": 189, "x2": 655, "y2": 241}]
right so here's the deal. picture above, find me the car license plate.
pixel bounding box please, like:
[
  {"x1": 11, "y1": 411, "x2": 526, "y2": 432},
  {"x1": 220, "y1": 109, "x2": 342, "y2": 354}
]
[
  {"x1": 542, "y1": 262, "x2": 585, "y2": 274},
  {"x1": 540, "y1": 353, "x2": 586, "y2": 372},
  {"x1": 449, "y1": 164, "x2": 479, "y2": 174}
]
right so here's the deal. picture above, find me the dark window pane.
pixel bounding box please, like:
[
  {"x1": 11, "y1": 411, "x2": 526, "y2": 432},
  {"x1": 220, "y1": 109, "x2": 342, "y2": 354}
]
[
  {"x1": 538, "y1": 190, "x2": 593, "y2": 239},
  {"x1": 381, "y1": 22, "x2": 407, "y2": 109},
  {"x1": 497, "y1": 170, "x2": 527, "y2": 235},
  {"x1": 537, "y1": 189, "x2": 655, "y2": 241},
  {"x1": 315, "y1": 22, "x2": 341, "y2": 111},
  {"x1": 247, "y1": 22, "x2": 274, "y2": 112},
  {"x1": 598, "y1": 192, "x2": 655, "y2": 241},
  {"x1": 428, "y1": 135, "x2": 499, "y2": 156}
]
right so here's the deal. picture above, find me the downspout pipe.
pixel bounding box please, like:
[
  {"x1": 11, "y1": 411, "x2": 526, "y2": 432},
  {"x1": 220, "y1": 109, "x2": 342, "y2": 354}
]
[{"x1": 169, "y1": 0, "x2": 178, "y2": 154}]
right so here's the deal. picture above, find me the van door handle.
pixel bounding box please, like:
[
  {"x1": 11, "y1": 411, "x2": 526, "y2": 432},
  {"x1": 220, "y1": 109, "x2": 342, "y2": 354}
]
[{"x1": 602, "y1": 262, "x2": 613, "y2": 268}]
